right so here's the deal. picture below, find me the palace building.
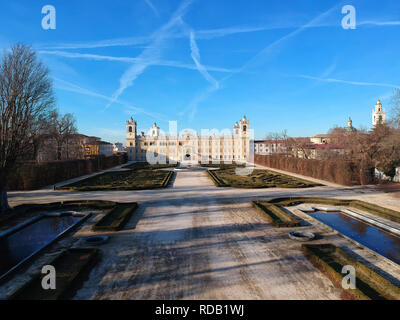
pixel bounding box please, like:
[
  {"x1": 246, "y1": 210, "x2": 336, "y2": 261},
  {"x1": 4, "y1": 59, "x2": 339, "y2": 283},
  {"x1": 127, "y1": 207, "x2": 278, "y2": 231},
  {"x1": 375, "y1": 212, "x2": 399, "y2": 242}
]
[{"x1": 126, "y1": 116, "x2": 251, "y2": 163}]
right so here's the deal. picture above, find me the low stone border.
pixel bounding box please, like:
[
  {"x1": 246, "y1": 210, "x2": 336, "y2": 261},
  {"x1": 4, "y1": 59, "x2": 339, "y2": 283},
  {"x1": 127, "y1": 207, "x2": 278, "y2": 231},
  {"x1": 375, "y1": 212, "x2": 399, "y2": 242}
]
[
  {"x1": 302, "y1": 244, "x2": 400, "y2": 300},
  {"x1": 251, "y1": 201, "x2": 301, "y2": 228},
  {"x1": 93, "y1": 203, "x2": 138, "y2": 232},
  {"x1": 161, "y1": 171, "x2": 174, "y2": 188}
]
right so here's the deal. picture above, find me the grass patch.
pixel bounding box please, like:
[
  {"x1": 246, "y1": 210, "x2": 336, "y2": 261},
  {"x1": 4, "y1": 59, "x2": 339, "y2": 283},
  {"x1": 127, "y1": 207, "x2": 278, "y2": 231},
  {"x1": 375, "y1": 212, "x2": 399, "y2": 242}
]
[
  {"x1": 58, "y1": 169, "x2": 174, "y2": 191},
  {"x1": 208, "y1": 168, "x2": 320, "y2": 188},
  {"x1": 122, "y1": 162, "x2": 177, "y2": 170},
  {"x1": 264, "y1": 197, "x2": 400, "y2": 224},
  {"x1": 251, "y1": 201, "x2": 301, "y2": 227},
  {"x1": 9, "y1": 248, "x2": 99, "y2": 300},
  {"x1": 93, "y1": 203, "x2": 138, "y2": 231},
  {"x1": 302, "y1": 244, "x2": 400, "y2": 300}
]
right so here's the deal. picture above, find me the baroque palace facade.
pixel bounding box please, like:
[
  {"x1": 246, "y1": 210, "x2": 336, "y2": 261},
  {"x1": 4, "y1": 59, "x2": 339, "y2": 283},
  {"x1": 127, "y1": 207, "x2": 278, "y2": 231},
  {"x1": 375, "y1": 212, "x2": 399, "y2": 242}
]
[{"x1": 126, "y1": 116, "x2": 251, "y2": 163}]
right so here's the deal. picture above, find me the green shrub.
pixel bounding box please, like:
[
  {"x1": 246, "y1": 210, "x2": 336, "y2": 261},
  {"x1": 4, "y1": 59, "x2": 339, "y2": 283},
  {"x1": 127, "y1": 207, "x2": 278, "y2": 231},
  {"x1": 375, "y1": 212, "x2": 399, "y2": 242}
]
[{"x1": 93, "y1": 203, "x2": 138, "y2": 231}]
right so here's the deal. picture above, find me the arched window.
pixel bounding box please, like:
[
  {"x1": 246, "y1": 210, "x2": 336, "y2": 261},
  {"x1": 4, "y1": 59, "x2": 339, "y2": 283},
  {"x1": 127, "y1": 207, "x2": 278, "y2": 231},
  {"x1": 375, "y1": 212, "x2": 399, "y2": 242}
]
[
  {"x1": 129, "y1": 126, "x2": 133, "y2": 133},
  {"x1": 243, "y1": 125, "x2": 247, "y2": 132}
]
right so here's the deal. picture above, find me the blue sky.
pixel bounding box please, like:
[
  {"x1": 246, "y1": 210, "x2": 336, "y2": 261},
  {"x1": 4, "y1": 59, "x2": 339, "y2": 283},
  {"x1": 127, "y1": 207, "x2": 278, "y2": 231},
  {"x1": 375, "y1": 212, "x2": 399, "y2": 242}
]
[{"x1": 1, "y1": 0, "x2": 400, "y2": 142}]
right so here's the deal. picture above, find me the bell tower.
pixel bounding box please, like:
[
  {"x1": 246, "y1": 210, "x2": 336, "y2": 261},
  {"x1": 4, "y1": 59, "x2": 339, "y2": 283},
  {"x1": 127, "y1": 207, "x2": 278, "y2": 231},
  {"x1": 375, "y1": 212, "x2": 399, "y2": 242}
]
[
  {"x1": 372, "y1": 99, "x2": 386, "y2": 127},
  {"x1": 126, "y1": 116, "x2": 137, "y2": 160},
  {"x1": 239, "y1": 115, "x2": 249, "y2": 137}
]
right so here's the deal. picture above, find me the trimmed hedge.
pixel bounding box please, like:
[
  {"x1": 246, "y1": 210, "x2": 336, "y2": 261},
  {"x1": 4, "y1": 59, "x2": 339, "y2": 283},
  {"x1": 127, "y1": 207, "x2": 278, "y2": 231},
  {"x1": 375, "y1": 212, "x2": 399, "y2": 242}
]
[
  {"x1": 161, "y1": 171, "x2": 174, "y2": 188},
  {"x1": 93, "y1": 203, "x2": 138, "y2": 231},
  {"x1": 251, "y1": 201, "x2": 301, "y2": 227},
  {"x1": 8, "y1": 154, "x2": 128, "y2": 191},
  {"x1": 207, "y1": 170, "x2": 228, "y2": 187},
  {"x1": 302, "y1": 244, "x2": 400, "y2": 300},
  {"x1": 254, "y1": 155, "x2": 373, "y2": 186},
  {"x1": 9, "y1": 248, "x2": 99, "y2": 300}
]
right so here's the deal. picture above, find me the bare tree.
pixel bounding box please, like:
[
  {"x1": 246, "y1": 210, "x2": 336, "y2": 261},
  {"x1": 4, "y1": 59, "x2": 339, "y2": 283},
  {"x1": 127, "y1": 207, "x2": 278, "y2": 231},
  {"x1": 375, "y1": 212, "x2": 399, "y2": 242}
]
[
  {"x1": 287, "y1": 137, "x2": 312, "y2": 159},
  {"x1": 0, "y1": 44, "x2": 55, "y2": 212},
  {"x1": 390, "y1": 89, "x2": 400, "y2": 128},
  {"x1": 50, "y1": 111, "x2": 77, "y2": 160},
  {"x1": 264, "y1": 130, "x2": 291, "y2": 156},
  {"x1": 30, "y1": 114, "x2": 53, "y2": 162}
]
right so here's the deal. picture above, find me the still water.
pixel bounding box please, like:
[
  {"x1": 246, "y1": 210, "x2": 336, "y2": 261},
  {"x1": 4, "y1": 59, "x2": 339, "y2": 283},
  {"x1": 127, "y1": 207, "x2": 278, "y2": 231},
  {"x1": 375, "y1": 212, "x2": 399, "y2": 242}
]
[
  {"x1": 309, "y1": 211, "x2": 400, "y2": 266},
  {"x1": 0, "y1": 215, "x2": 82, "y2": 278}
]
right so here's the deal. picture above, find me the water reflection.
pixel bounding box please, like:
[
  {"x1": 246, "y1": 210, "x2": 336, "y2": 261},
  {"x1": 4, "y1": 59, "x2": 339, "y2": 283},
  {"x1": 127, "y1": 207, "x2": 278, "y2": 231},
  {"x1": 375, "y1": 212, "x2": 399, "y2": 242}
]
[
  {"x1": 0, "y1": 216, "x2": 82, "y2": 278},
  {"x1": 309, "y1": 211, "x2": 400, "y2": 266}
]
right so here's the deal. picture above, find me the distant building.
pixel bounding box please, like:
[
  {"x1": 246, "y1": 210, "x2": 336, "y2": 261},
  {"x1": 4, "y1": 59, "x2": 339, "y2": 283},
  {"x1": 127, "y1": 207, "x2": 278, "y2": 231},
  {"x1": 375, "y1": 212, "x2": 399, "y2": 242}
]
[
  {"x1": 296, "y1": 143, "x2": 344, "y2": 160},
  {"x1": 113, "y1": 142, "x2": 125, "y2": 153},
  {"x1": 372, "y1": 99, "x2": 386, "y2": 127},
  {"x1": 254, "y1": 140, "x2": 287, "y2": 155},
  {"x1": 99, "y1": 141, "x2": 114, "y2": 157},
  {"x1": 310, "y1": 134, "x2": 333, "y2": 145},
  {"x1": 83, "y1": 136, "x2": 101, "y2": 158},
  {"x1": 345, "y1": 117, "x2": 357, "y2": 132}
]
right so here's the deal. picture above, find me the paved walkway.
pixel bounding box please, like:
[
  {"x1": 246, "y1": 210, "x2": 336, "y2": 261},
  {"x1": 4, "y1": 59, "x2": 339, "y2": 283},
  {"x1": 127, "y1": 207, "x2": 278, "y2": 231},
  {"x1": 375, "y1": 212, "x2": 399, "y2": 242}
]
[{"x1": 5, "y1": 165, "x2": 400, "y2": 300}]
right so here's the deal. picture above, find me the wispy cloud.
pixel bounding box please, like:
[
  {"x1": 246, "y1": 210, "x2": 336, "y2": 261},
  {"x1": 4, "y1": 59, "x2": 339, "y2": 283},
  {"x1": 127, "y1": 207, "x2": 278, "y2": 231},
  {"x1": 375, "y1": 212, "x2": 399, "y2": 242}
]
[
  {"x1": 38, "y1": 50, "x2": 234, "y2": 73},
  {"x1": 54, "y1": 78, "x2": 167, "y2": 120},
  {"x1": 106, "y1": 0, "x2": 194, "y2": 109},
  {"x1": 145, "y1": 0, "x2": 159, "y2": 17},
  {"x1": 183, "y1": 3, "x2": 340, "y2": 120},
  {"x1": 189, "y1": 30, "x2": 219, "y2": 89},
  {"x1": 359, "y1": 20, "x2": 400, "y2": 26},
  {"x1": 36, "y1": 17, "x2": 400, "y2": 51},
  {"x1": 294, "y1": 74, "x2": 400, "y2": 89}
]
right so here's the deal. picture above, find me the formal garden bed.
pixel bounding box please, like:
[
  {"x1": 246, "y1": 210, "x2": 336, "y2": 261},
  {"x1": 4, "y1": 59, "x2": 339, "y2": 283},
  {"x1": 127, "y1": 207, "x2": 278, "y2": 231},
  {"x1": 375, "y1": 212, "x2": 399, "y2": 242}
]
[
  {"x1": 93, "y1": 203, "x2": 138, "y2": 231},
  {"x1": 58, "y1": 169, "x2": 174, "y2": 191},
  {"x1": 207, "y1": 167, "x2": 321, "y2": 188},
  {"x1": 9, "y1": 248, "x2": 100, "y2": 300},
  {"x1": 302, "y1": 244, "x2": 400, "y2": 300}
]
